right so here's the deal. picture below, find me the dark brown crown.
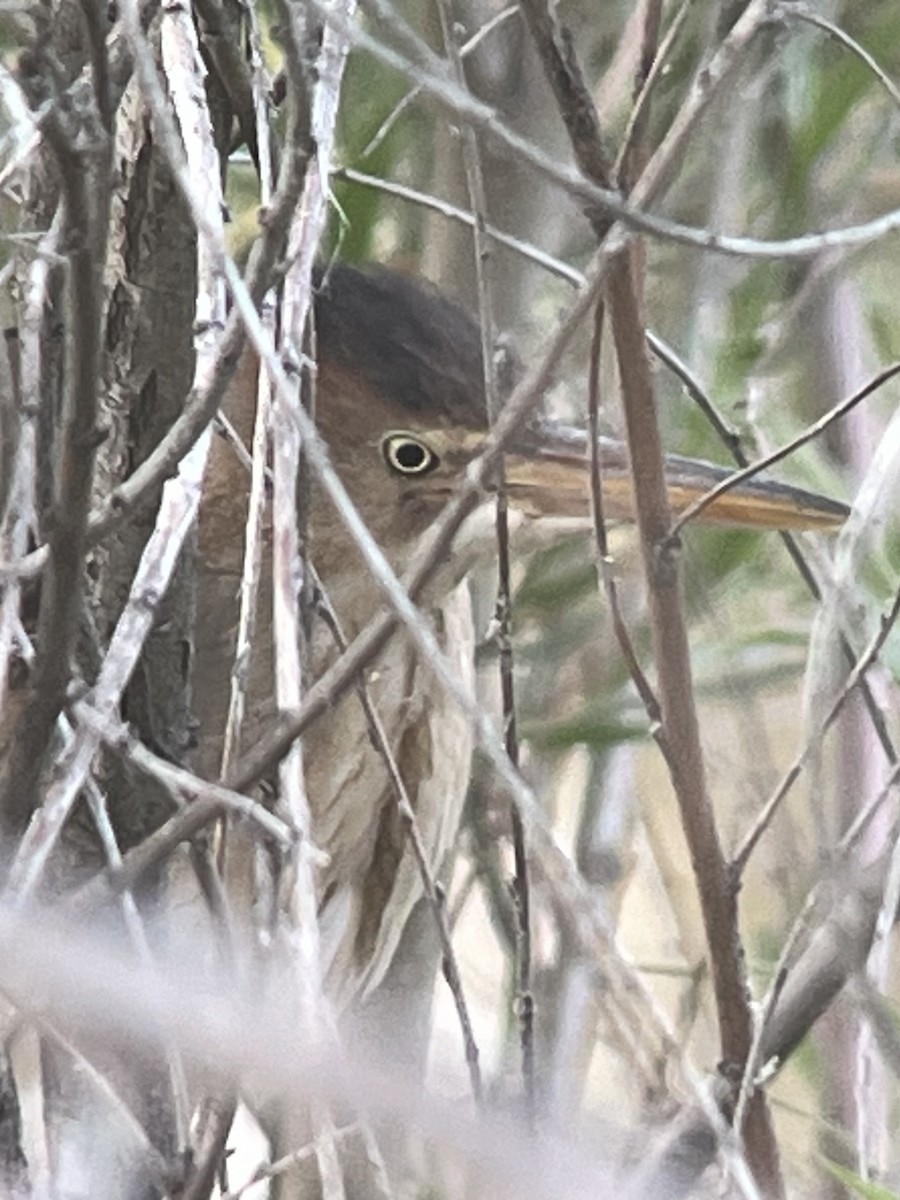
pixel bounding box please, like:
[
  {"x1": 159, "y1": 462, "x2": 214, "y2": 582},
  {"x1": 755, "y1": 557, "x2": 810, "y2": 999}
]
[{"x1": 314, "y1": 263, "x2": 489, "y2": 429}]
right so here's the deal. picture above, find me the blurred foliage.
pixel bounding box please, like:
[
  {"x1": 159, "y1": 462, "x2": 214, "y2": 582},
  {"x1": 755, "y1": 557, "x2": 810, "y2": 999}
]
[
  {"x1": 522, "y1": 706, "x2": 646, "y2": 753},
  {"x1": 823, "y1": 1161, "x2": 900, "y2": 1200},
  {"x1": 328, "y1": 52, "x2": 429, "y2": 263}
]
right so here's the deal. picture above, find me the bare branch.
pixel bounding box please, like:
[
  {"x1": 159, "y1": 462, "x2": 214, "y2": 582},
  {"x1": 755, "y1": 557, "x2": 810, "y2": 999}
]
[
  {"x1": 733, "y1": 582, "x2": 900, "y2": 872},
  {"x1": 319, "y1": 0, "x2": 900, "y2": 262},
  {"x1": 0, "y1": 58, "x2": 112, "y2": 836},
  {"x1": 667, "y1": 363, "x2": 900, "y2": 540}
]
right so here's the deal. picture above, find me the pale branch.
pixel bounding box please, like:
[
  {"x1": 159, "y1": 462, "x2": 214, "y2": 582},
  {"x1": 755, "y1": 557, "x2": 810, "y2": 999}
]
[
  {"x1": 433, "y1": 0, "x2": 525, "y2": 1117},
  {"x1": 319, "y1": 0, "x2": 900, "y2": 263}
]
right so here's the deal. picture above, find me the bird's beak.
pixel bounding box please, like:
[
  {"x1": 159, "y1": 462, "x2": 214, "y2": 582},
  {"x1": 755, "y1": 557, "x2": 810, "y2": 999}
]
[{"x1": 502, "y1": 420, "x2": 848, "y2": 531}]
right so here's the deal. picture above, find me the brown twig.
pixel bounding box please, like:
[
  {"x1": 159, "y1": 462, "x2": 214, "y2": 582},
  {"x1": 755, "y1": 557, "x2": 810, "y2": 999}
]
[
  {"x1": 322, "y1": 0, "x2": 900, "y2": 262},
  {"x1": 733, "y1": 582, "x2": 900, "y2": 873},
  {"x1": 615, "y1": 0, "x2": 664, "y2": 189},
  {"x1": 666, "y1": 361, "x2": 900, "y2": 541},
  {"x1": 518, "y1": 0, "x2": 783, "y2": 1190},
  {"x1": 586, "y1": 279, "x2": 665, "y2": 744},
  {"x1": 646, "y1": 330, "x2": 897, "y2": 767},
  {"x1": 614, "y1": 0, "x2": 690, "y2": 187},
  {"x1": 610, "y1": 252, "x2": 782, "y2": 1185}
]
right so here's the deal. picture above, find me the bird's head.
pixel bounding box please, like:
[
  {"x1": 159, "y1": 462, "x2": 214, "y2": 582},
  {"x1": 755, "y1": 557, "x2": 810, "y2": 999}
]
[{"x1": 311, "y1": 263, "x2": 847, "y2": 576}]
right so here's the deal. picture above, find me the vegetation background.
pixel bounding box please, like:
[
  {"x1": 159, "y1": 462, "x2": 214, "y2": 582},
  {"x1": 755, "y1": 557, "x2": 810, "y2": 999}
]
[{"x1": 3, "y1": 1, "x2": 900, "y2": 1198}]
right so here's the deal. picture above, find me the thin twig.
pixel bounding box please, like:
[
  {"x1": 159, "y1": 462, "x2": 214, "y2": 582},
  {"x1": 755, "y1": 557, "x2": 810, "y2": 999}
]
[
  {"x1": 218, "y1": 0, "x2": 278, "y2": 781},
  {"x1": 733, "y1": 582, "x2": 900, "y2": 873},
  {"x1": 356, "y1": 3, "x2": 519, "y2": 160},
  {"x1": 268, "y1": 5, "x2": 355, "y2": 1193},
  {"x1": 269, "y1": 0, "x2": 325, "y2": 1037},
  {"x1": 313, "y1": 577, "x2": 483, "y2": 1103},
  {"x1": 613, "y1": 248, "x2": 782, "y2": 1191},
  {"x1": 616, "y1": 0, "x2": 664, "y2": 190},
  {"x1": 84, "y1": 779, "x2": 192, "y2": 1154},
  {"x1": 614, "y1": 0, "x2": 692, "y2": 186},
  {"x1": 318, "y1": 0, "x2": 900, "y2": 263},
  {"x1": 784, "y1": 3, "x2": 900, "y2": 110},
  {"x1": 666, "y1": 362, "x2": 900, "y2": 541},
  {"x1": 433, "y1": 0, "x2": 530, "y2": 1121},
  {"x1": 586, "y1": 300, "x2": 665, "y2": 742},
  {"x1": 333, "y1": 167, "x2": 584, "y2": 286},
  {"x1": 106, "y1": 722, "x2": 295, "y2": 848},
  {"x1": 840, "y1": 768, "x2": 900, "y2": 860},
  {"x1": 518, "y1": 0, "x2": 782, "y2": 1189},
  {"x1": 220, "y1": 1122, "x2": 364, "y2": 1200}
]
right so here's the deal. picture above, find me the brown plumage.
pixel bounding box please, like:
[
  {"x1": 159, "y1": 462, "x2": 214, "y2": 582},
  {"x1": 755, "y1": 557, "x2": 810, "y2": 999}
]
[{"x1": 192, "y1": 262, "x2": 848, "y2": 1006}]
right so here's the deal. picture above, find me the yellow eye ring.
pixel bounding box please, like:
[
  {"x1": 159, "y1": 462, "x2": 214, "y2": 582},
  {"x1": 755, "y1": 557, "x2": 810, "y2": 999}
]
[{"x1": 381, "y1": 432, "x2": 440, "y2": 476}]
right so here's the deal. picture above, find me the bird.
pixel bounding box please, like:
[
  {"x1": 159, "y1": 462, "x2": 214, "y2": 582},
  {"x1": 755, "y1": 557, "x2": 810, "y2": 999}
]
[{"x1": 191, "y1": 262, "x2": 848, "y2": 1015}]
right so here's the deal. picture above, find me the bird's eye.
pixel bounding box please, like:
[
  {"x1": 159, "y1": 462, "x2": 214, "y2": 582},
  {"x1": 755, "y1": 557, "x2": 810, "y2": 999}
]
[{"x1": 381, "y1": 432, "x2": 440, "y2": 476}]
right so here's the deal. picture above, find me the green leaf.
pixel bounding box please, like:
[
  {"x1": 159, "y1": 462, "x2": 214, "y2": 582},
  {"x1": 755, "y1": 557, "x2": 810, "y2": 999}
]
[
  {"x1": 522, "y1": 708, "x2": 646, "y2": 752},
  {"x1": 821, "y1": 1159, "x2": 900, "y2": 1200}
]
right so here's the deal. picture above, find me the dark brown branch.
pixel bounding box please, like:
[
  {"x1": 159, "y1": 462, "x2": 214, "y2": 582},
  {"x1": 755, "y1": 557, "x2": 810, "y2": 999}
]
[
  {"x1": 0, "y1": 72, "x2": 111, "y2": 838},
  {"x1": 615, "y1": 0, "x2": 664, "y2": 188},
  {"x1": 607, "y1": 251, "x2": 751, "y2": 1060},
  {"x1": 518, "y1": 0, "x2": 612, "y2": 210},
  {"x1": 78, "y1": 0, "x2": 112, "y2": 132}
]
